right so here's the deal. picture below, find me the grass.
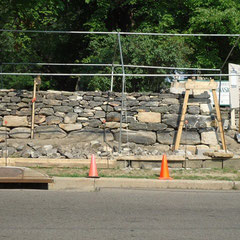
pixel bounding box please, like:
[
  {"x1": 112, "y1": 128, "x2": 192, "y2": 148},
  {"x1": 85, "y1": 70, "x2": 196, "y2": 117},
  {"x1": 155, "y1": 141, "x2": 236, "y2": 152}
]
[{"x1": 32, "y1": 167, "x2": 240, "y2": 181}]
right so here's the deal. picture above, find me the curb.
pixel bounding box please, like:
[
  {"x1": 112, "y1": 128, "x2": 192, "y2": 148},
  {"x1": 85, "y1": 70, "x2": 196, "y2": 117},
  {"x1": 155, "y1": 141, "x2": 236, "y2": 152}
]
[{"x1": 49, "y1": 177, "x2": 240, "y2": 191}]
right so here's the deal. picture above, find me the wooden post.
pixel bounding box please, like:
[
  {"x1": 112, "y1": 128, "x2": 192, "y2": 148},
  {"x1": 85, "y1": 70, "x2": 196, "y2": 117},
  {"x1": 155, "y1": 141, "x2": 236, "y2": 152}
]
[
  {"x1": 31, "y1": 76, "x2": 41, "y2": 139},
  {"x1": 173, "y1": 81, "x2": 191, "y2": 150},
  {"x1": 239, "y1": 107, "x2": 240, "y2": 133},
  {"x1": 211, "y1": 79, "x2": 227, "y2": 151},
  {"x1": 230, "y1": 109, "x2": 236, "y2": 129}
]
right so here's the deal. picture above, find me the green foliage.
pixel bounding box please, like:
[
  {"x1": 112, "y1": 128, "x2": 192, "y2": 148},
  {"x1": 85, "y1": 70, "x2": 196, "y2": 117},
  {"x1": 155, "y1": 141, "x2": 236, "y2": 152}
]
[{"x1": 1, "y1": 0, "x2": 240, "y2": 91}]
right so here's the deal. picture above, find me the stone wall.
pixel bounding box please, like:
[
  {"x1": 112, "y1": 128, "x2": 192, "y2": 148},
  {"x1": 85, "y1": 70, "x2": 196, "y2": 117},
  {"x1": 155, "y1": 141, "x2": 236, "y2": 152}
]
[{"x1": 0, "y1": 89, "x2": 235, "y2": 158}]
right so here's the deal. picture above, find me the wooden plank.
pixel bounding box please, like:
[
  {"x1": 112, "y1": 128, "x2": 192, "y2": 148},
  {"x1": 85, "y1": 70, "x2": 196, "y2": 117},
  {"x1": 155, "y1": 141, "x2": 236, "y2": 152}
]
[
  {"x1": 185, "y1": 80, "x2": 218, "y2": 90},
  {"x1": 116, "y1": 155, "x2": 185, "y2": 161},
  {"x1": 173, "y1": 88, "x2": 190, "y2": 150},
  {"x1": 0, "y1": 158, "x2": 116, "y2": 168}
]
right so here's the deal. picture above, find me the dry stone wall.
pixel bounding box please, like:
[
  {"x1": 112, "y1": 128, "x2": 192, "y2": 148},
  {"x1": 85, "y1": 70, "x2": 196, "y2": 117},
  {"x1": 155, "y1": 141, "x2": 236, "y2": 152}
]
[{"x1": 0, "y1": 89, "x2": 233, "y2": 158}]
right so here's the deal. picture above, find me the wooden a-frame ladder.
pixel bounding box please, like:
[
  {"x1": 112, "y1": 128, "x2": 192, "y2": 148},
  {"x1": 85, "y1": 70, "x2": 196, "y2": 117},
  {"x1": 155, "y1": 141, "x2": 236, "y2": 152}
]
[{"x1": 173, "y1": 79, "x2": 227, "y2": 151}]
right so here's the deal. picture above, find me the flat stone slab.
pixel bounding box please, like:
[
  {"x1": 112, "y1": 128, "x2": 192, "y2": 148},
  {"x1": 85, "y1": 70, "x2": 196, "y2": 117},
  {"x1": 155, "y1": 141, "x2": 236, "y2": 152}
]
[
  {"x1": 203, "y1": 152, "x2": 234, "y2": 158},
  {"x1": 3, "y1": 116, "x2": 28, "y2": 127},
  {"x1": 0, "y1": 167, "x2": 53, "y2": 183},
  {"x1": 137, "y1": 112, "x2": 161, "y2": 123}
]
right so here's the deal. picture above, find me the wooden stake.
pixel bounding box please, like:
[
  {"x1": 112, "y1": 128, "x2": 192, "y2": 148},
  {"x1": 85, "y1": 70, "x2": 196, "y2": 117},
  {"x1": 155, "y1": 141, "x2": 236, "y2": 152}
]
[
  {"x1": 173, "y1": 83, "x2": 190, "y2": 150},
  {"x1": 31, "y1": 76, "x2": 41, "y2": 139},
  {"x1": 211, "y1": 79, "x2": 227, "y2": 151},
  {"x1": 239, "y1": 107, "x2": 240, "y2": 133}
]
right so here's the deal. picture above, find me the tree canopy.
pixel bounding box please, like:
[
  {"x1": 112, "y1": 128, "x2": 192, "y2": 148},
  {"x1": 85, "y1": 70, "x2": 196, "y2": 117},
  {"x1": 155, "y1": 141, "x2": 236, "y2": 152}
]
[{"x1": 1, "y1": 0, "x2": 240, "y2": 91}]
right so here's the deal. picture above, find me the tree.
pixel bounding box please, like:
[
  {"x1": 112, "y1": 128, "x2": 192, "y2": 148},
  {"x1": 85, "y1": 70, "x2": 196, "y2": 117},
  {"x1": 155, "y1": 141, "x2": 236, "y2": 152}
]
[{"x1": 1, "y1": 0, "x2": 240, "y2": 91}]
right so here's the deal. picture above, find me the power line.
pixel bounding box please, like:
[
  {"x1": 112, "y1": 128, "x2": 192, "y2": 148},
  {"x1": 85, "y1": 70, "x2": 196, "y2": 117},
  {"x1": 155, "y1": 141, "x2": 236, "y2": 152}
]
[
  {"x1": 1, "y1": 29, "x2": 240, "y2": 37},
  {"x1": 1, "y1": 62, "x2": 220, "y2": 71},
  {"x1": 0, "y1": 72, "x2": 238, "y2": 77}
]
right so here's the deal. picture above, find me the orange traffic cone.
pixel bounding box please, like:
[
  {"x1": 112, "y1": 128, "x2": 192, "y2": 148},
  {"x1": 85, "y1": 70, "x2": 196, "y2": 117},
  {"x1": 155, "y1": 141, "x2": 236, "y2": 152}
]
[
  {"x1": 88, "y1": 154, "x2": 99, "y2": 178},
  {"x1": 159, "y1": 154, "x2": 173, "y2": 180}
]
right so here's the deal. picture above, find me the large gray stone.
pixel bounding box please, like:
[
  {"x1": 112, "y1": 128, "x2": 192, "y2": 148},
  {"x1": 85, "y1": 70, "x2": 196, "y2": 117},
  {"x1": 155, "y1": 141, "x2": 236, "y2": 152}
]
[
  {"x1": 68, "y1": 101, "x2": 79, "y2": 107},
  {"x1": 147, "y1": 123, "x2": 168, "y2": 131},
  {"x1": 129, "y1": 123, "x2": 148, "y2": 130},
  {"x1": 157, "y1": 129, "x2": 200, "y2": 145},
  {"x1": 69, "y1": 95, "x2": 83, "y2": 101},
  {"x1": 46, "y1": 116, "x2": 63, "y2": 125},
  {"x1": 9, "y1": 127, "x2": 31, "y2": 139},
  {"x1": 74, "y1": 107, "x2": 83, "y2": 113},
  {"x1": 7, "y1": 103, "x2": 19, "y2": 110},
  {"x1": 54, "y1": 106, "x2": 73, "y2": 113},
  {"x1": 34, "y1": 125, "x2": 67, "y2": 139},
  {"x1": 17, "y1": 108, "x2": 31, "y2": 116},
  {"x1": 78, "y1": 109, "x2": 94, "y2": 117},
  {"x1": 39, "y1": 108, "x2": 54, "y2": 116},
  {"x1": 150, "y1": 106, "x2": 168, "y2": 113},
  {"x1": 187, "y1": 106, "x2": 200, "y2": 114},
  {"x1": 157, "y1": 130, "x2": 176, "y2": 145},
  {"x1": 0, "y1": 103, "x2": 7, "y2": 111},
  {"x1": 161, "y1": 98, "x2": 179, "y2": 104},
  {"x1": 34, "y1": 115, "x2": 46, "y2": 124},
  {"x1": 68, "y1": 128, "x2": 113, "y2": 142},
  {"x1": 167, "y1": 105, "x2": 182, "y2": 114},
  {"x1": 193, "y1": 90, "x2": 210, "y2": 99},
  {"x1": 114, "y1": 130, "x2": 156, "y2": 145},
  {"x1": 181, "y1": 130, "x2": 201, "y2": 144},
  {"x1": 101, "y1": 105, "x2": 114, "y2": 112},
  {"x1": 43, "y1": 99, "x2": 61, "y2": 106},
  {"x1": 88, "y1": 119, "x2": 102, "y2": 128},
  {"x1": 186, "y1": 98, "x2": 211, "y2": 104},
  {"x1": 89, "y1": 101, "x2": 102, "y2": 108},
  {"x1": 129, "y1": 122, "x2": 167, "y2": 131},
  {"x1": 64, "y1": 113, "x2": 78, "y2": 124},
  {"x1": 10, "y1": 96, "x2": 21, "y2": 102},
  {"x1": 185, "y1": 115, "x2": 211, "y2": 129},
  {"x1": 106, "y1": 112, "x2": 121, "y2": 122},
  {"x1": 126, "y1": 101, "x2": 139, "y2": 107},
  {"x1": 139, "y1": 101, "x2": 159, "y2": 107},
  {"x1": 105, "y1": 122, "x2": 128, "y2": 129},
  {"x1": 201, "y1": 131, "x2": 218, "y2": 145},
  {"x1": 94, "y1": 111, "x2": 105, "y2": 118},
  {"x1": 137, "y1": 96, "x2": 150, "y2": 101},
  {"x1": 162, "y1": 114, "x2": 179, "y2": 128},
  {"x1": 59, "y1": 123, "x2": 83, "y2": 132},
  {"x1": 109, "y1": 101, "x2": 121, "y2": 107}
]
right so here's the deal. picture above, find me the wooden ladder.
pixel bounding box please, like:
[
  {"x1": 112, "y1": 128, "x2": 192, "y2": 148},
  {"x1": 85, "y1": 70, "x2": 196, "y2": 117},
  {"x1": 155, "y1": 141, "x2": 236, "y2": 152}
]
[{"x1": 173, "y1": 79, "x2": 227, "y2": 151}]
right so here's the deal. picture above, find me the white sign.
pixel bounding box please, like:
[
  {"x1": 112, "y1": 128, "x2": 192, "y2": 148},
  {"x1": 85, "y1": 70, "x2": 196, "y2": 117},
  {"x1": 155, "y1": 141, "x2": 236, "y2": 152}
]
[
  {"x1": 210, "y1": 81, "x2": 230, "y2": 106},
  {"x1": 229, "y1": 63, "x2": 240, "y2": 108}
]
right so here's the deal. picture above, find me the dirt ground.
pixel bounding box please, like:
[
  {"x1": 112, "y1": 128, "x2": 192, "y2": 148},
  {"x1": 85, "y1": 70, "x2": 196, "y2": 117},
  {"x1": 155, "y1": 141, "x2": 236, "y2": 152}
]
[{"x1": 34, "y1": 167, "x2": 240, "y2": 181}]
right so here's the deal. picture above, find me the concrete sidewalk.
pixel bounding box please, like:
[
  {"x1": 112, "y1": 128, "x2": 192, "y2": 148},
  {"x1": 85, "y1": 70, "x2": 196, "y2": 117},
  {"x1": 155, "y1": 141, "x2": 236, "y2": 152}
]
[{"x1": 49, "y1": 177, "x2": 240, "y2": 191}]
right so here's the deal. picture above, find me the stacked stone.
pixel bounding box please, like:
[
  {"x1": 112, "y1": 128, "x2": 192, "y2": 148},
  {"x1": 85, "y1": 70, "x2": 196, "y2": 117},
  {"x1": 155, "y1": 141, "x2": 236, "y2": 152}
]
[{"x1": 0, "y1": 89, "x2": 228, "y2": 157}]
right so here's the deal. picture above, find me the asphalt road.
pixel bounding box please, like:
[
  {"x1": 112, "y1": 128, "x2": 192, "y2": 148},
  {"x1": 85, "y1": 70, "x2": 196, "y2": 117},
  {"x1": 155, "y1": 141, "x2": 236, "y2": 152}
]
[{"x1": 0, "y1": 189, "x2": 240, "y2": 240}]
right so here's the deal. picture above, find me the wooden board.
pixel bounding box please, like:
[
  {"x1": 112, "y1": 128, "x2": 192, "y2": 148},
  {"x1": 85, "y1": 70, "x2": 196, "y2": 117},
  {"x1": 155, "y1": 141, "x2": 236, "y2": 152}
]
[
  {"x1": 0, "y1": 158, "x2": 116, "y2": 168},
  {"x1": 185, "y1": 79, "x2": 218, "y2": 90},
  {"x1": 116, "y1": 155, "x2": 185, "y2": 162}
]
